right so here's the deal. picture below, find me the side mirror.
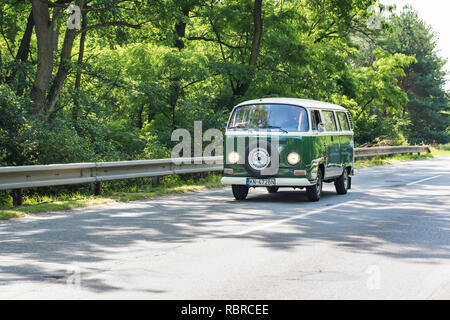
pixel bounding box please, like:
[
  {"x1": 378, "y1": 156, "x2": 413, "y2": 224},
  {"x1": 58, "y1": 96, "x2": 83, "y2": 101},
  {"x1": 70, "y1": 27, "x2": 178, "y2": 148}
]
[{"x1": 318, "y1": 122, "x2": 325, "y2": 132}]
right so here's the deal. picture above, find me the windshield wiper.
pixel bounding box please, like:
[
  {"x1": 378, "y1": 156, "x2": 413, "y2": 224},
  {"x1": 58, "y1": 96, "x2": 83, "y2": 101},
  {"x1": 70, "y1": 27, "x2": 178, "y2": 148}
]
[
  {"x1": 229, "y1": 123, "x2": 248, "y2": 130},
  {"x1": 264, "y1": 126, "x2": 288, "y2": 133}
]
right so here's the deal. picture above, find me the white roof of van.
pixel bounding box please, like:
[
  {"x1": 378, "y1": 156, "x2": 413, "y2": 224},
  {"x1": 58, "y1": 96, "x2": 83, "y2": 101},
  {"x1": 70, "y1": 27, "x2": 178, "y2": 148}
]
[{"x1": 235, "y1": 97, "x2": 347, "y2": 111}]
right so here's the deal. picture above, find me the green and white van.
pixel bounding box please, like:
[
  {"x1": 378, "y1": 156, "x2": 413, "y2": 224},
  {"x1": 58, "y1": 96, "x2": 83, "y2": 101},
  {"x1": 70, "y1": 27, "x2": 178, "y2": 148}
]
[{"x1": 221, "y1": 98, "x2": 355, "y2": 201}]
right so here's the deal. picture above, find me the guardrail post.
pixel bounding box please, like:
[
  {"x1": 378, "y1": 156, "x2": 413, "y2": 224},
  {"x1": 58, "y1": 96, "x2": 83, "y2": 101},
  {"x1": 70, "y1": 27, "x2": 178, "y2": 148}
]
[
  {"x1": 11, "y1": 189, "x2": 22, "y2": 206},
  {"x1": 92, "y1": 182, "x2": 101, "y2": 196},
  {"x1": 196, "y1": 172, "x2": 206, "y2": 182},
  {"x1": 152, "y1": 176, "x2": 159, "y2": 187}
]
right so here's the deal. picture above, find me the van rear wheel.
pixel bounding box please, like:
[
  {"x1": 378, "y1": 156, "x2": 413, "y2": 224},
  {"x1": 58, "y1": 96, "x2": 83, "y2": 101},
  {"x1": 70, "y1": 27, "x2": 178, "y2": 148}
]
[
  {"x1": 334, "y1": 168, "x2": 349, "y2": 194},
  {"x1": 306, "y1": 169, "x2": 323, "y2": 202},
  {"x1": 266, "y1": 186, "x2": 279, "y2": 193},
  {"x1": 232, "y1": 185, "x2": 249, "y2": 200}
]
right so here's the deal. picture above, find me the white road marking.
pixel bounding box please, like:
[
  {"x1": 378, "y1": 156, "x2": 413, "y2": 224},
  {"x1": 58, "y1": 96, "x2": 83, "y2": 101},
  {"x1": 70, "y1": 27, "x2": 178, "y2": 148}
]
[
  {"x1": 406, "y1": 175, "x2": 442, "y2": 186},
  {"x1": 233, "y1": 201, "x2": 354, "y2": 236}
]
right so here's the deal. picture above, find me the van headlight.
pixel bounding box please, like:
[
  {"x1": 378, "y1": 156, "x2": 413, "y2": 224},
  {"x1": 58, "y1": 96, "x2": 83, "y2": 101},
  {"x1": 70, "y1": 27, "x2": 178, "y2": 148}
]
[
  {"x1": 287, "y1": 152, "x2": 300, "y2": 165},
  {"x1": 227, "y1": 151, "x2": 240, "y2": 164}
]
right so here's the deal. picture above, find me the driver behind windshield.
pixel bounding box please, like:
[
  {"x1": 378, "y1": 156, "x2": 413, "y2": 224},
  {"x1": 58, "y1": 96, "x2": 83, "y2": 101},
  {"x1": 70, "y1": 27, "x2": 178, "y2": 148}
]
[
  {"x1": 229, "y1": 104, "x2": 308, "y2": 132},
  {"x1": 280, "y1": 107, "x2": 300, "y2": 131},
  {"x1": 268, "y1": 106, "x2": 300, "y2": 131}
]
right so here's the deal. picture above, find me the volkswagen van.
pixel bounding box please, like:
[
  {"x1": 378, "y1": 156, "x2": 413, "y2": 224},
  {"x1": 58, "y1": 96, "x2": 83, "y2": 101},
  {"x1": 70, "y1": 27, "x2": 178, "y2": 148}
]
[{"x1": 221, "y1": 98, "x2": 355, "y2": 201}]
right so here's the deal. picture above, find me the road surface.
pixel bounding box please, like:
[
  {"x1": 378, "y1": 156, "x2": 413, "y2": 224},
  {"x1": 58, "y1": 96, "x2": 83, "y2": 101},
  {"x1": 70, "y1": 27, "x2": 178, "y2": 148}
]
[{"x1": 0, "y1": 157, "x2": 449, "y2": 299}]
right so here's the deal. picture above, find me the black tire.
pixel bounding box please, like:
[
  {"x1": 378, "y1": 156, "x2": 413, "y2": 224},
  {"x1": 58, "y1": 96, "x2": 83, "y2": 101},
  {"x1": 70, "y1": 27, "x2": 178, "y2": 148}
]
[
  {"x1": 306, "y1": 168, "x2": 323, "y2": 202},
  {"x1": 232, "y1": 185, "x2": 249, "y2": 200},
  {"x1": 334, "y1": 168, "x2": 349, "y2": 195},
  {"x1": 266, "y1": 186, "x2": 279, "y2": 193}
]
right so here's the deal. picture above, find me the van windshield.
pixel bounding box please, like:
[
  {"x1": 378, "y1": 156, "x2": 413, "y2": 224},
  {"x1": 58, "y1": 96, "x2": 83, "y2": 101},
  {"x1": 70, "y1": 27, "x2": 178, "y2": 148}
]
[{"x1": 228, "y1": 104, "x2": 309, "y2": 132}]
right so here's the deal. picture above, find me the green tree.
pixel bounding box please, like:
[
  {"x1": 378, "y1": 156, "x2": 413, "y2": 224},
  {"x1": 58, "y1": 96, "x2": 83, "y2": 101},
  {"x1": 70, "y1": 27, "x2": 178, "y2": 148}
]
[{"x1": 382, "y1": 7, "x2": 449, "y2": 144}]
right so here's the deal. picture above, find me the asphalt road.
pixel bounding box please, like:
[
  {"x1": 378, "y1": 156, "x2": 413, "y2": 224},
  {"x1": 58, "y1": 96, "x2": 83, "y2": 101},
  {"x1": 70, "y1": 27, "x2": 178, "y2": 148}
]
[{"x1": 0, "y1": 157, "x2": 449, "y2": 299}]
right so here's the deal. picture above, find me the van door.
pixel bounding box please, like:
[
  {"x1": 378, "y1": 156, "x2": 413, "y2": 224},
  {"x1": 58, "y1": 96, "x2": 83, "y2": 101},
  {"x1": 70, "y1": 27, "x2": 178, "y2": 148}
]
[
  {"x1": 336, "y1": 111, "x2": 353, "y2": 169},
  {"x1": 310, "y1": 109, "x2": 327, "y2": 178},
  {"x1": 320, "y1": 110, "x2": 341, "y2": 178}
]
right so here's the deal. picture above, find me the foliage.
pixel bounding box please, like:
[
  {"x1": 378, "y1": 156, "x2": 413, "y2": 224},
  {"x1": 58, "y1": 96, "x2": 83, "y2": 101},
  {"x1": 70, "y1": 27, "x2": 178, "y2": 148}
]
[
  {"x1": 20, "y1": 119, "x2": 97, "y2": 164},
  {"x1": 0, "y1": 173, "x2": 223, "y2": 220},
  {"x1": 353, "y1": 115, "x2": 407, "y2": 146},
  {"x1": 379, "y1": 6, "x2": 449, "y2": 144},
  {"x1": 0, "y1": 85, "x2": 30, "y2": 165},
  {"x1": 354, "y1": 152, "x2": 434, "y2": 168},
  {"x1": 0, "y1": 0, "x2": 449, "y2": 201}
]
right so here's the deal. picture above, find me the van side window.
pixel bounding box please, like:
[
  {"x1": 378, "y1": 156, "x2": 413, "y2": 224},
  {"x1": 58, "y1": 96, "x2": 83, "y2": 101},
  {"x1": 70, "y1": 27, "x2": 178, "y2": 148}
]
[
  {"x1": 322, "y1": 110, "x2": 337, "y2": 131},
  {"x1": 311, "y1": 110, "x2": 321, "y2": 131},
  {"x1": 337, "y1": 112, "x2": 350, "y2": 131}
]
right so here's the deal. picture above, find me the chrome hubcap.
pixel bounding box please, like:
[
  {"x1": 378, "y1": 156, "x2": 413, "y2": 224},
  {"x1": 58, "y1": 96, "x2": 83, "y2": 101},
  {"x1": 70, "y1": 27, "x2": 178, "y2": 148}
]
[
  {"x1": 344, "y1": 171, "x2": 348, "y2": 189},
  {"x1": 316, "y1": 173, "x2": 322, "y2": 196}
]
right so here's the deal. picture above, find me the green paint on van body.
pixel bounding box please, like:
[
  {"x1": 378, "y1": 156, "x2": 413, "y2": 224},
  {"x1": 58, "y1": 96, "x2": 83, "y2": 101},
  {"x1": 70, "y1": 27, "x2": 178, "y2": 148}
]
[{"x1": 222, "y1": 98, "x2": 354, "y2": 186}]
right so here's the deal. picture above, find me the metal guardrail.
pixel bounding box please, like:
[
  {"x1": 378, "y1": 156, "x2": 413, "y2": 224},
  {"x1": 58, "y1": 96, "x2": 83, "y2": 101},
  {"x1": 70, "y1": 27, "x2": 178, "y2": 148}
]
[
  {"x1": 0, "y1": 146, "x2": 430, "y2": 204},
  {"x1": 0, "y1": 157, "x2": 223, "y2": 192},
  {"x1": 354, "y1": 145, "x2": 430, "y2": 158}
]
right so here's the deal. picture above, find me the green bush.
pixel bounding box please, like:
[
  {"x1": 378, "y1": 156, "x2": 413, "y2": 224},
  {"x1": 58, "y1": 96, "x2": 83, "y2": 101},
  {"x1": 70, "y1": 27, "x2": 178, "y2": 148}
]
[
  {"x1": 20, "y1": 119, "x2": 97, "y2": 165},
  {"x1": 140, "y1": 125, "x2": 171, "y2": 159},
  {"x1": 0, "y1": 85, "x2": 29, "y2": 166},
  {"x1": 104, "y1": 121, "x2": 146, "y2": 160},
  {"x1": 72, "y1": 118, "x2": 121, "y2": 161},
  {"x1": 0, "y1": 190, "x2": 12, "y2": 207},
  {"x1": 354, "y1": 115, "x2": 407, "y2": 146}
]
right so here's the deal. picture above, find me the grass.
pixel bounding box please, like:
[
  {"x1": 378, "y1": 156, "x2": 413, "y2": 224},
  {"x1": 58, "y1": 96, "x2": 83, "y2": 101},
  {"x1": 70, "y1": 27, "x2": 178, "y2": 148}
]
[
  {"x1": 1, "y1": 147, "x2": 449, "y2": 221},
  {"x1": 0, "y1": 197, "x2": 113, "y2": 220},
  {"x1": 0, "y1": 174, "x2": 223, "y2": 220},
  {"x1": 429, "y1": 148, "x2": 450, "y2": 157}
]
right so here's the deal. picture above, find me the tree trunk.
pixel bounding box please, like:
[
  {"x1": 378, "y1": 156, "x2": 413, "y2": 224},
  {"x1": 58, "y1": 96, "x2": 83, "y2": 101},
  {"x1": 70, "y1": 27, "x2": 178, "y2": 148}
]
[
  {"x1": 168, "y1": 6, "x2": 190, "y2": 129},
  {"x1": 73, "y1": 10, "x2": 87, "y2": 121},
  {"x1": 233, "y1": 0, "x2": 263, "y2": 97},
  {"x1": 30, "y1": 0, "x2": 57, "y2": 114},
  {"x1": 137, "y1": 104, "x2": 144, "y2": 129},
  {"x1": 7, "y1": 9, "x2": 34, "y2": 94},
  {"x1": 169, "y1": 82, "x2": 180, "y2": 129},
  {"x1": 174, "y1": 7, "x2": 189, "y2": 50},
  {"x1": 46, "y1": 0, "x2": 84, "y2": 117},
  {"x1": 17, "y1": 10, "x2": 34, "y2": 62},
  {"x1": 249, "y1": 0, "x2": 263, "y2": 67}
]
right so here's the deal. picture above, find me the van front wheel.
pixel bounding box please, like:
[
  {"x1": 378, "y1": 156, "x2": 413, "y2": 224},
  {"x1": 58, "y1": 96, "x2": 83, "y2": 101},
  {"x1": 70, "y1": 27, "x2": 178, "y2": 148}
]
[
  {"x1": 306, "y1": 169, "x2": 323, "y2": 202},
  {"x1": 334, "y1": 168, "x2": 349, "y2": 194},
  {"x1": 232, "y1": 185, "x2": 249, "y2": 200}
]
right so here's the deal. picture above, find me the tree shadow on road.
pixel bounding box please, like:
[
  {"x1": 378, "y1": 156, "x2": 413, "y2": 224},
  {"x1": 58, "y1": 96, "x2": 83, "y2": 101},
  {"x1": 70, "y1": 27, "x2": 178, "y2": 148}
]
[{"x1": 0, "y1": 174, "x2": 448, "y2": 295}]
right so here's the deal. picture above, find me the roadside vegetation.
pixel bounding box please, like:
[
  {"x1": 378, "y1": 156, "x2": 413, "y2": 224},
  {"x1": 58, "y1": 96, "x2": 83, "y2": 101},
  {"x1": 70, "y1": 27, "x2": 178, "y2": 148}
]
[
  {"x1": 0, "y1": 174, "x2": 222, "y2": 220},
  {"x1": 354, "y1": 145, "x2": 450, "y2": 168},
  {"x1": 1, "y1": 1, "x2": 449, "y2": 219},
  {"x1": 2, "y1": 144, "x2": 449, "y2": 220}
]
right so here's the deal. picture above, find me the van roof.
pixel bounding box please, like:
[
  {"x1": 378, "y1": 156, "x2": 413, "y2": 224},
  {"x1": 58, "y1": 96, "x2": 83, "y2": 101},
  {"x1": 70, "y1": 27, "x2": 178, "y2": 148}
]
[{"x1": 236, "y1": 97, "x2": 348, "y2": 111}]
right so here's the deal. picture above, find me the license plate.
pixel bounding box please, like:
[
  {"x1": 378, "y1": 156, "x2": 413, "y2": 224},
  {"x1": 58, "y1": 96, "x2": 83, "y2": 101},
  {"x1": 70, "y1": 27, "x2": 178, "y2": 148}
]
[{"x1": 246, "y1": 178, "x2": 276, "y2": 186}]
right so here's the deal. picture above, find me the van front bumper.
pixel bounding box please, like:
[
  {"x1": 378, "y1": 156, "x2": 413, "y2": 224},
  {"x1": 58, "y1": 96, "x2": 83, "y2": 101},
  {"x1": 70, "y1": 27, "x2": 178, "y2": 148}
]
[{"x1": 221, "y1": 177, "x2": 314, "y2": 187}]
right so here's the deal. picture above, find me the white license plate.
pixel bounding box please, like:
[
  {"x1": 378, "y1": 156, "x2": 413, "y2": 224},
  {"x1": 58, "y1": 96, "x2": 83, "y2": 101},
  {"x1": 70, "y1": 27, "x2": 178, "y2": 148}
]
[{"x1": 246, "y1": 178, "x2": 276, "y2": 186}]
